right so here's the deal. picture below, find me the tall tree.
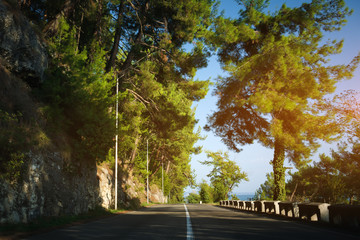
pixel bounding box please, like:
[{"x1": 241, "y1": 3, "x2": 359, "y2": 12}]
[
  {"x1": 111, "y1": 0, "x2": 216, "y2": 200},
  {"x1": 201, "y1": 150, "x2": 248, "y2": 201},
  {"x1": 17, "y1": 0, "x2": 216, "y2": 202},
  {"x1": 206, "y1": 0, "x2": 359, "y2": 200}
]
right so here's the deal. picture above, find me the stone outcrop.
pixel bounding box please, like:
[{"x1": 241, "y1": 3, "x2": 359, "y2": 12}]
[
  {"x1": 0, "y1": 152, "x2": 100, "y2": 223},
  {"x1": 0, "y1": 152, "x2": 166, "y2": 224},
  {"x1": 0, "y1": 0, "x2": 47, "y2": 87}
]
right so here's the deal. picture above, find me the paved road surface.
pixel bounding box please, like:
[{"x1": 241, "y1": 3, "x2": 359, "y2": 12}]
[{"x1": 24, "y1": 204, "x2": 359, "y2": 240}]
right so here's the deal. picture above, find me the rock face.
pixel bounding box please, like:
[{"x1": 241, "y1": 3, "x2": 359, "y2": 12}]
[
  {"x1": 0, "y1": 152, "x2": 166, "y2": 224},
  {"x1": 0, "y1": 1, "x2": 47, "y2": 86},
  {"x1": 0, "y1": 152, "x2": 101, "y2": 223}
]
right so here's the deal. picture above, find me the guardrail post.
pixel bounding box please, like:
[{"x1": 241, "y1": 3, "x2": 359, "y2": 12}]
[
  {"x1": 245, "y1": 201, "x2": 254, "y2": 211},
  {"x1": 263, "y1": 201, "x2": 280, "y2": 215},
  {"x1": 238, "y1": 201, "x2": 245, "y2": 210},
  {"x1": 254, "y1": 201, "x2": 265, "y2": 212},
  {"x1": 328, "y1": 205, "x2": 360, "y2": 227},
  {"x1": 278, "y1": 201, "x2": 298, "y2": 217},
  {"x1": 298, "y1": 203, "x2": 330, "y2": 222}
]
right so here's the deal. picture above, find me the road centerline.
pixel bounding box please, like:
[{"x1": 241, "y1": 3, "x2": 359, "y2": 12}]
[{"x1": 183, "y1": 204, "x2": 194, "y2": 240}]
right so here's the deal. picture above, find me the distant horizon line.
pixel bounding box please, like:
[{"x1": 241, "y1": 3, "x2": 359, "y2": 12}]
[{"x1": 234, "y1": 192, "x2": 254, "y2": 196}]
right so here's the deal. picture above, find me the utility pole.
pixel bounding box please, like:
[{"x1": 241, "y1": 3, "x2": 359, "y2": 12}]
[
  {"x1": 147, "y1": 139, "x2": 149, "y2": 204},
  {"x1": 115, "y1": 77, "x2": 119, "y2": 210}
]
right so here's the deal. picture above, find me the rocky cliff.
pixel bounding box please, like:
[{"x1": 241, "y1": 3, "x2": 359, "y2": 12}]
[
  {"x1": 0, "y1": 150, "x2": 164, "y2": 224},
  {"x1": 0, "y1": 0, "x2": 47, "y2": 87},
  {"x1": 0, "y1": 1, "x2": 165, "y2": 224}
]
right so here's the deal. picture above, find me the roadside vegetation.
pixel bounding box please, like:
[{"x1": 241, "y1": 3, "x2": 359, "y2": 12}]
[
  {"x1": 254, "y1": 91, "x2": 360, "y2": 204},
  {"x1": 1, "y1": 0, "x2": 217, "y2": 203}
]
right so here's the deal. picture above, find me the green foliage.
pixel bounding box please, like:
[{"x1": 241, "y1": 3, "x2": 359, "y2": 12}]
[
  {"x1": 186, "y1": 192, "x2": 201, "y2": 204},
  {"x1": 287, "y1": 90, "x2": 360, "y2": 204},
  {"x1": 199, "y1": 180, "x2": 213, "y2": 203},
  {"x1": 11, "y1": 0, "x2": 216, "y2": 202},
  {"x1": 230, "y1": 193, "x2": 239, "y2": 200},
  {"x1": 104, "y1": 0, "x2": 215, "y2": 200},
  {"x1": 211, "y1": 180, "x2": 228, "y2": 202},
  {"x1": 206, "y1": 0, "x2": 359, "y2": 200},
  {"x1": 287, "y1": 141, "x2": 360, "y2": 204},
  {"x1": 254, "y1": 172, "x2": 274, "y2": 200},
  {"x1": 40, "y1": 17, "x2": 115, "y2": 164},
  {"x1": 0, "y1": 111, "x2": 31, "y2": 182},
  {"x1": 201, "y1": 150, "x2": 248, "y2": 201}
]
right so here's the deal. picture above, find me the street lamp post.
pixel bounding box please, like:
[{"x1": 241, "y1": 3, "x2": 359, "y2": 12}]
[
  {"x1": 115, "y1": 77, "x2": 119, "y2": 210},
  {"x1": 162, "y1": 162, "x2": 164, "y2": 203},
  {"x1": 147, "y1": 139, "x2": 149, "y2": 204}
]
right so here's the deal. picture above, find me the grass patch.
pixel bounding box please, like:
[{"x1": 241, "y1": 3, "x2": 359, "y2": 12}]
[
  {"x1": 141, "y1": 202, "x2": 155, "y2": 208},
  {"x1": 0, "y1": 206, "x2": 126, "y2": 238}
]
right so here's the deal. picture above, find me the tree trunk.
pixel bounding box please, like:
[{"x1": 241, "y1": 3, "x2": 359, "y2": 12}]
[
  {"x1": 290, "y1": 182, "x2": 298, "y2": 201},
  {"x1": 75, "y1": 11, "x2": 84, "y2": 54},
  {"x1": 165, "y1": 160, "x2": 171, "y2": 174},
  {"x1": 118, "y1": 0, "x2": 149, "y2": 77},
  {"x1": 94, "y1": 0, "x2": 104, "y2": 44},
  {"x1": 149, "y1": 155, "x2": 164, "y2": 179},
  {"x1": 272, "y1": 139, "x2": 286, "y2": 200},
  {"x1": 43, "y1": 0, "x2": 77, "y2": 37},
  {"x1": 126, "y1": 134, "x2": 141, "y2": 171},
  {"x1": 105, "y1": 0, "x2": 125, "y2": 73},
  {"x1": 130, "y1": 134, "x2": 140, "y2": 162}
]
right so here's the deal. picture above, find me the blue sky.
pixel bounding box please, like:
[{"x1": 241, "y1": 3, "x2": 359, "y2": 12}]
[{"x1": 187, "y1": 0, "x2": 360, "y2": 195}]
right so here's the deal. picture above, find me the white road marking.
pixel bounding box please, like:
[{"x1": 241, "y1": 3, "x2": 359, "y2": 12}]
[{"x1": 183, "y1": 204, "x2": 195, "y2": 240}]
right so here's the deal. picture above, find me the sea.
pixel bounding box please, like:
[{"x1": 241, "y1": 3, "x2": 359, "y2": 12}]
[{"x1": 234, "y1": 194, "x2": 255, "y2": 201}]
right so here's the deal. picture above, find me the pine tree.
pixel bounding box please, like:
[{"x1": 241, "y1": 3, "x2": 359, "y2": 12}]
[{"x1": 206, "y1": 0, "x2": 359, "y2": 200}]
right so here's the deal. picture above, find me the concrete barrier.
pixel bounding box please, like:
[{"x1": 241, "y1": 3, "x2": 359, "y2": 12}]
[
  {"x1": 254, "y1": 201, "x2": 265, "y2": 212},
  {"x1": 298, "y1": 202, "x2": 330, "y2": 222},
  {"x1": 328, "y1": 205, "x2": 360, "y2": 227},
  {"x1": 234, "y1": 200, "x2": 241, "y2": 209},
  {"x1": 219, "y1": 199, "x2": 360, "y2": 228},
  {"x1": 245, "y1": 201, "x2": 254, "y2": 211},
  {"x1": 238, "y1": 201, "x2": 245, "y2": 210},
  {"x1": 278, "y1": 201, "x2": 298, "y2": 217},
  {"x1": 264, "y1": 201, "x2": 280, "y2": 215}
]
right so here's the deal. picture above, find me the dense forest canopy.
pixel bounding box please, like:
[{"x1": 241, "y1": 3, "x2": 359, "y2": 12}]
[{"x1": 0, "y1": 0, "x2": 217, "y2": 202}]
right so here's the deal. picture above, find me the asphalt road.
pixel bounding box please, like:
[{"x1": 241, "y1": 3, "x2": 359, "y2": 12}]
[{"x1": 24, "y1": 204, "x2": 359, "y2": 240}]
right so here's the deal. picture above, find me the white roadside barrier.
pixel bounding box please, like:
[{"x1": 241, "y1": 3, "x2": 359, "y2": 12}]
[{"x1": 219, "y1": 199, "x2": 360, "y2": 228}]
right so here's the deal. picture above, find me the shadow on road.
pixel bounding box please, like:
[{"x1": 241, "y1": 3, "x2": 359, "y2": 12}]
[
  {"x1": 24, "y1": 204, "x2": 187, "y2": 240},
  {"x1": 188, "y1": 204, "x2": 360, "y2": 240}
]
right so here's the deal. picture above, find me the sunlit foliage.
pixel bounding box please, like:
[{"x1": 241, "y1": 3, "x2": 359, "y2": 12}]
[
  {"x1": 201, "y1": 150, "x2": 248, "y2": 201},
  {"x1": 206, "y1": 0, "x2": 359, "y2": 200}
]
